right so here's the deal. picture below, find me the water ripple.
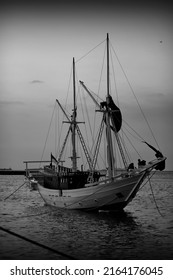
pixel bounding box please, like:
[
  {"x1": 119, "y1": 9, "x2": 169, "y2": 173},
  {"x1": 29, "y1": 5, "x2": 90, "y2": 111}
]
[{"x1": 0, "y1": 173, "x2": 173, "y2": 259}]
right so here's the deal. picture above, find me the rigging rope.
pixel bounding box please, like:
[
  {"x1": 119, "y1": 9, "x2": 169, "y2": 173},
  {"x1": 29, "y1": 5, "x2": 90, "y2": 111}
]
[
  {"x1": 39, "y1": 102, "x2": 56, "y2": 167},
  {"x1": 94, "y1": 42, "x2": 106, "y2": 137},
  {"x1": 0, "y1": 226, "x2": 76, "y2": 259},
  {"x1": 76, "y1": 39, "x2": 105, "y2": 63},
  {"x1": 123, "y1": 119, "x2": 146, "y2": 142},
  {"x1": 110, "y1": 46, "x2": 119, "y2": 104},
  {"x1": 55, "y1": 64, "x2": 73, "y2": 159},
  {"x1": 64, "y1": 64, "x2": 73, "y2": 115},
  {"x1": 110, "y1": 41, "x2": 161, "y2": 150},
  {"x1": 118, "y1": 133, "x2": 132, "y2": 163},
  {"x1": 76, "y1": 70, "x2": 93, "y2": 155},
  {"x1": 121, "y1": 130, "x2": 142, "y2": 159},
  {"x1": 81, "y1": 87, "x2": 93, "y2": 146}
]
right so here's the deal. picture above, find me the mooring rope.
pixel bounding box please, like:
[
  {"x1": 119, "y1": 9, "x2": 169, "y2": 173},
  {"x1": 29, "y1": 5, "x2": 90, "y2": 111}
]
[
  {"x1": 0, "y1": 226, "x2": 76, "y2": 260},
  {"x1": 1, "y1": 182, "x2": 77, "y2": 259},
  {"x1": 4, "y1": 181, "x2": 26, "y2": 201},
  {"x1": 139, "y1": 171, "x2": 156, "y2": 190},
  {"x1": 148, "y1": 175, "x2": 164, "y2": 217}
]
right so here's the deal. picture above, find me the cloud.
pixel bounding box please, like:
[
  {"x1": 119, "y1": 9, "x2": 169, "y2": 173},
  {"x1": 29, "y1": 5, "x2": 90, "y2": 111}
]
[
  {"x1": 30, "y1": 80, "x2": 44, "y2": 84},
  {"x1": 0, "y1": 100, "x2": 25, "y2": 106}
]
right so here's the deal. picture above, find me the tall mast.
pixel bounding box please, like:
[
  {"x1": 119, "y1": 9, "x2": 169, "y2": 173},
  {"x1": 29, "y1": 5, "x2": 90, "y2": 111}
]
[
  {"x1": 106, "y1": 33, "x2": 115, "y2": 178},
  {"x1": 107, "y1": 33, "x2": 110, "y2": 97},
  {"x1": 73, "y1": 57, "x2": 77, "y2": 120},
  {"x1": 72, "y1": 57, "x2": 77, "y2": 172}
]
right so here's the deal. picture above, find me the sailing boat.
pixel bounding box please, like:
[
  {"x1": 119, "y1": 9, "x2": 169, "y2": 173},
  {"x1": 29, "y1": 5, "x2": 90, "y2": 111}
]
[{"x1": 37, "y1": 34, "x2": 166, "y2": 211}]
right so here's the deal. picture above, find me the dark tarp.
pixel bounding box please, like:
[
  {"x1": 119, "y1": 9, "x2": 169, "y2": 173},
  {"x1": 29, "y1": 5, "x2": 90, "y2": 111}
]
[{"x1": 100, "y1": 95, "x2": 122, "y2": 132}]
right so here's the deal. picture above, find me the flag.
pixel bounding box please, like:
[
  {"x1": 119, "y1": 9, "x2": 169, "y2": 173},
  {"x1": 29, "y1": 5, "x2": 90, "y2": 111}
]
[{"x1": 51, "y1": 153, "x2": 58, "y2": 164}]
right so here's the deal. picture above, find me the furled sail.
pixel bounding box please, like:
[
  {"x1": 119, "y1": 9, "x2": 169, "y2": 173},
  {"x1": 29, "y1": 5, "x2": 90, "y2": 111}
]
[{"x1": 100, "y1": 95, "x2": 122, "y2": 132}]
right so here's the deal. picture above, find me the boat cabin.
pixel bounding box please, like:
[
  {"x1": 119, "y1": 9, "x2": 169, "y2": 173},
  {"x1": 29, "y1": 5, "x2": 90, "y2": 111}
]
[{"x1": 42, "y1": 165, "x2": 101, "y2": 190}]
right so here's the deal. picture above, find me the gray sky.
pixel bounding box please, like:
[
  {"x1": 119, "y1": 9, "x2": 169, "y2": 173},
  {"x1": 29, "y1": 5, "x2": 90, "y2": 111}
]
[{"x1": 0, "y1": 1, "x2": 173, "y2": 170}]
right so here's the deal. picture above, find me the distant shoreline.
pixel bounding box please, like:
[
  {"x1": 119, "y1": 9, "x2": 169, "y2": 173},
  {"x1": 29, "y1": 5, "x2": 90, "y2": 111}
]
[{"x1": 0, "y1": 170, "x2": 26, "y2": 175}]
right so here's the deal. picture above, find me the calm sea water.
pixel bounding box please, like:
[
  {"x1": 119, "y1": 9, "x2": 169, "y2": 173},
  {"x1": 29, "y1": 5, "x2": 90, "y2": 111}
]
[{"x1": 0, "y1": 172, "x2": 173, "y2": 260}]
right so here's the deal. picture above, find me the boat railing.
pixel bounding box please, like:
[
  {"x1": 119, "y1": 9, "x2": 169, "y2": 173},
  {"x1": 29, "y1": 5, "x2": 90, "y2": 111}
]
[
  {"x1": 85, "y1": 173, "x2": 125, "y2": 187},
  {"x1": 23, "y1": 160, "x2": 51, "y2": 177},
  {"x1": 44, "y1": 165, "x2": 56, "y2": 174}
]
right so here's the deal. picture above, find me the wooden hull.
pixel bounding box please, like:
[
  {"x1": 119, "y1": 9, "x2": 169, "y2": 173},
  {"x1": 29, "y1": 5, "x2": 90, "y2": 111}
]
[{"x1": 38, "y1": 172, "x2": 147, "y2": 211}]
